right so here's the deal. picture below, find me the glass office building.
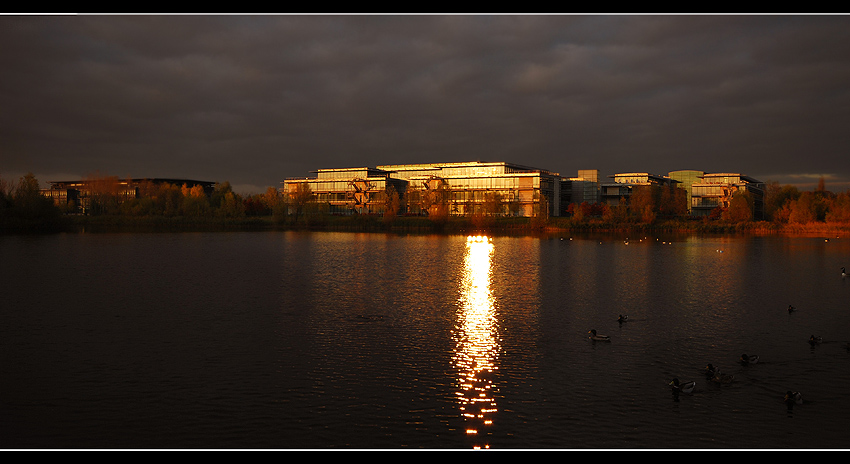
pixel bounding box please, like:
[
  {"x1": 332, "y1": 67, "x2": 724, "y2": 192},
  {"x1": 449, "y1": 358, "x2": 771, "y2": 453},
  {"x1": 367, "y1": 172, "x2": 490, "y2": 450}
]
[
  {"x1": 690, "y1": 173, "x2": 765, "y2": 219},
  {"x1": 668, "y1": 170, "x2": 705, "y2": 213},
  {"x1": 283, "y1": 161, "x2": 565, "y2": 217}
]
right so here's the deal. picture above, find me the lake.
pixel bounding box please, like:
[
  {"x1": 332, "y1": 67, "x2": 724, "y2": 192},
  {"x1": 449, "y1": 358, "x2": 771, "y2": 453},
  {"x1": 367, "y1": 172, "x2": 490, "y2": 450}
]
[{"x1": 1, "y1": 230, "x2": 849, "y2": 449}]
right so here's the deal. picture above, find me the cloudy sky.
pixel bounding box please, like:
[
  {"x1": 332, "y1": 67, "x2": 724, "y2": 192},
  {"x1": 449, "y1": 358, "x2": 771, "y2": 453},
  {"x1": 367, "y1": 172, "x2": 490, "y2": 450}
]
[{"x1": 2, "y1": 14, "x2": 850, "y2": 194}]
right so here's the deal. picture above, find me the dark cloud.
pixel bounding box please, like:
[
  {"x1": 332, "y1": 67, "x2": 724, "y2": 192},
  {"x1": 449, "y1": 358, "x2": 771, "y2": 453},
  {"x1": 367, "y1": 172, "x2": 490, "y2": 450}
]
[{"x1": 2, "y1": 14, "x2": 849, "y2": 194}]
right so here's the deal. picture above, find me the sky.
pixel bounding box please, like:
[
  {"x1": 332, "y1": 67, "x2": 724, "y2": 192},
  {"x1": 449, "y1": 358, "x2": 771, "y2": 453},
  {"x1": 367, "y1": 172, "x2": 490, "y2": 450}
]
[{"x1": 2, "y1": 14, "x2": 850, "y2": 195}]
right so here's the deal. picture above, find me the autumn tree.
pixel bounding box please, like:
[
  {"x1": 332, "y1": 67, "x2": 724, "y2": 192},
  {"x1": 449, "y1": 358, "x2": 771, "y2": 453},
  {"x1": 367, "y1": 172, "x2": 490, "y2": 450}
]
[
  {"x1": 825, "y1": 191, "x2": 850, "y2": 223},
  {"x1": 723, "y1": 191, "x2": 753, "y2": 222},
  {"x1": 382, "y1": 184, "x2": 401, "y2": 225},
  {"x1": 764, "y1": 181, "x2": 800, "y2": 222},
  {"x1": 789, "y1": 191, "x2": 817, "y2": 224},
  {"x1": 181, "y1": 183, "x2": 211, "y2": 217},
  {"x1": 629, "y1": 185, "x2": 658, "y2": 223},
  {"x1": 288, "y1": 182, "x2": 314, "y2": 224}
]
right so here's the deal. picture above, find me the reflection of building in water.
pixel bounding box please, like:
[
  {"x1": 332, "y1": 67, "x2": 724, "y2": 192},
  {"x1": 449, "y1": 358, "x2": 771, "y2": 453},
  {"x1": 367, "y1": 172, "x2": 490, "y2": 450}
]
[{"x1": 453, "y1": 235, "x2": 499, "y2": 449}]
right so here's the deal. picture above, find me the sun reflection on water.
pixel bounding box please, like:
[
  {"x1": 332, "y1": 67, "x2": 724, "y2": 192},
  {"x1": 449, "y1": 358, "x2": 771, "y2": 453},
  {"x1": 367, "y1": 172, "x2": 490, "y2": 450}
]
[{"x1": 453, "y1": 235, "x2": 499, "y2": 449}]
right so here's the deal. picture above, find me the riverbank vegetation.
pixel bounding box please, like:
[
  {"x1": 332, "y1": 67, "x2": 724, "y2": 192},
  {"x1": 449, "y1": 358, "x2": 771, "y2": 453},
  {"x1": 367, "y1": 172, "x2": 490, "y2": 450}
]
[{"x1": 3, "y1": 172, "x2": 850, "y2": 236}]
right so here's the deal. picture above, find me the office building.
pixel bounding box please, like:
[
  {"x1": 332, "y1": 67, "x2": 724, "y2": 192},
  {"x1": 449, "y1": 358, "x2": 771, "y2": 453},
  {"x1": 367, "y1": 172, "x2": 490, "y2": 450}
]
[
  {"x1": 690, "y1": 173, "x2": 765, "y2": 219},
  {"x1": 283, "y1": 161, "x2": 565, "y2": 218}
]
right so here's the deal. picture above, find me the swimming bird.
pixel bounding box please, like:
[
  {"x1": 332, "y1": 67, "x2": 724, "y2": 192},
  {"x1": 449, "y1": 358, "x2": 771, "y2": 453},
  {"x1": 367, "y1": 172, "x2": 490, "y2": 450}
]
[
  {"x1": 588, "y1": 329, "x2": 611, "y2": 341},
  {"x1": 705, "y1": 364, "x2": 719, "y2": 378},
  {"x1": 708, "y1": 368, "x2": 735, "y2": 384},
  {"x1": 784, "y1": 391, "x2": 803, "y2": 407},
  {"x1": 842, "y1": 267, "x2": 846, "y2": 277},
  {"x1": 617, "y1": 315, "x2": 629, "y2": 324},
  {"x1": 669, "y1": 378, "x2": 696, "y2": 394},
  {"x1": 788, "y1": 305, "x2": 796, "y2": 313},
  {"x1": 740, "y1": 354, "x2": 759, "y2": 365},
  {"x1": 809, "y1": 335, "x2": 823, "y2": 346}
]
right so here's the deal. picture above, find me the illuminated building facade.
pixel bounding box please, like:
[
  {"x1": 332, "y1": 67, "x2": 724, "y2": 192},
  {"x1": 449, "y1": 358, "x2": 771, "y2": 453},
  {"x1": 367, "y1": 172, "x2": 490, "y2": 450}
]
[
  {"x1": 690, "y1": 173, "x2": 765, "y2": 219},
  {"x1": 283, "y1": 161, "x2": 566, "y2": 217},
  {"x1": 668, "y1": 170, "x2": 705, "y2": 213}
]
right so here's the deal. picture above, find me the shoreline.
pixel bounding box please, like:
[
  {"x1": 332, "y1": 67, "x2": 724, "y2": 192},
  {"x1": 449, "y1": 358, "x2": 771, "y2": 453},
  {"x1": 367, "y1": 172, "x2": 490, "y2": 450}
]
[{"x1": 4, "y1": 214, "x2": 848, "y2": 238}]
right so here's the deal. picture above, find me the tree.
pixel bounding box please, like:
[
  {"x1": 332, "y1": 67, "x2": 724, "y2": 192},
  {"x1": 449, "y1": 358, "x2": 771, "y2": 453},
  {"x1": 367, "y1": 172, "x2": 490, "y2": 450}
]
[
  {"x1": 724, "y1": 191, "x2": 753, "y2": 222},
  {"x1": 85, "y1": 172, "x2": 122, "y2": 215},
  {"x1": 382, "y1": 184, "x2": 401, "y2": 225},
  {"x1": 629, "y1": 185, "x2": 658, "y2": 223},
  {"x1": 764, "y1": 181, "x2": 800, "y2": 222},
  {"x1": 825, "y1": 191, "x2": 850, "y2": 223},
  {"x1": 288, "y1": 182, "x2": 313, "y2": 224},
  {"x1": 789, "y1": 192, "x2": 817, "y2": 224},
  {"x1": 181, "y1": 183, "x2": 211, "y2": 217},
  {"x1": 1, "y1": 173, "x2": 61, "y2": 230}
]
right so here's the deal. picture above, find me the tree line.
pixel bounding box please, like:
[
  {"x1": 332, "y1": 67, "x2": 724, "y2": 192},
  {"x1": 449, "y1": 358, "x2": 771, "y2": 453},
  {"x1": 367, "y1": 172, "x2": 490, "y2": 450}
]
[
  {"x1": 0, "y1": 172, "x2": 292, "y2": 232},
  {"x1": 4, "y1": 171, "x2": 850, "y2": 233}
]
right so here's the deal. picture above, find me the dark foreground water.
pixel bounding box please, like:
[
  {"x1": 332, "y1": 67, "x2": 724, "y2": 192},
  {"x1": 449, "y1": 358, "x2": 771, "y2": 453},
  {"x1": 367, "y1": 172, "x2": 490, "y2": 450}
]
[{"x1": 2, "y1": 230, "x2": 849, "y2": 449}]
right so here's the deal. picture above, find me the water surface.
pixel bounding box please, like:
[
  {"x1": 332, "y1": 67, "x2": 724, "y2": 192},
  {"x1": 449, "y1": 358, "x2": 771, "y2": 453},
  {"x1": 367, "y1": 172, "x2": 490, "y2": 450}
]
[{"x1": 1, "y1": 231, "x2": 849, "y2": 449}]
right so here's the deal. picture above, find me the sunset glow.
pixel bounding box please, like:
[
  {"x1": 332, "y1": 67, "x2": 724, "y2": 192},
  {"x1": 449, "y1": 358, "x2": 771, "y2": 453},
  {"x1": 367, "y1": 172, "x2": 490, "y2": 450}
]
[{"x1": 453, "y1": 235, "x2": 499, "y2": 447}]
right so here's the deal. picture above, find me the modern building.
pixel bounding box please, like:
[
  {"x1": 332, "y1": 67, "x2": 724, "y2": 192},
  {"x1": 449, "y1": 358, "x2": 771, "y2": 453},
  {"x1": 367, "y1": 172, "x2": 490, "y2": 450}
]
[
  {"x1": 283, "y1": 161, "x2": 566, "y2": 218},
  {"x1": 600, "y1": 172, "x2": 678, "y2": 206},
  {"x1": 42, "y1": 178, "x2": 215, "y2": 214},
  {"x1": 668, "y1": 170, "x2": 705, "y2": 213},
  {"x1": 282, "y1": 167, "x2": 407, "y2": 215},
  {"x1": 690, "y1": 173, "x2": 765, "y2": 219},
  {"x1": 566, "y1": 170, "x2": 601, "y2": 206}
]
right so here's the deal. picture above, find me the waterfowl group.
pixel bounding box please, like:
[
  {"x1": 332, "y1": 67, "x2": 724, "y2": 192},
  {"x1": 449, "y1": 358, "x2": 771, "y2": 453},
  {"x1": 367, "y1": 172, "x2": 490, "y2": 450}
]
[{"x1": 588, "y1": 329, "x2": 611, "y2": 341}]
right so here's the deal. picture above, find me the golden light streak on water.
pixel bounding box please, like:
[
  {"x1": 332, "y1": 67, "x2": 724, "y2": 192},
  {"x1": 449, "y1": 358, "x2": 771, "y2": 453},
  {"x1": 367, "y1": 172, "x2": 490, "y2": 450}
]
[{"x1": 453, "y1": 235, "x2": 499, "y2": 448}]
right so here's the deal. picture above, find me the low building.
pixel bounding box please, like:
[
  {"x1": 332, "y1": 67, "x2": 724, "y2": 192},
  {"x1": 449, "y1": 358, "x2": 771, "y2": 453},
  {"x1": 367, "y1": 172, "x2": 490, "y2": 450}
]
[
  {"x1": 690, "y1": 173, "x2": 765, "y2": 219},
  {"x1": 283, "y1": 161, "x2": 566, "y2": 218},
  {"x1": 42, "y1": 178, "x2": 215, "y2": 214},
  {"x1": 600, "y1": 172, "x2": 678, "y2": 206}
]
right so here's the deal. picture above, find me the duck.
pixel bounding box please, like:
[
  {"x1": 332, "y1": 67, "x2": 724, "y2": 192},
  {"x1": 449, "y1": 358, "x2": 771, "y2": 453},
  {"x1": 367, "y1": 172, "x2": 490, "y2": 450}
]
[
  {"x1": 842, "y1": 267, "x2": 846, "y2": 277},
  {"x1": 617, "y1": 314, "x2": 629, "y2": 324},
  {"x1": 740, "y1": 354, "x2": 759, "y2": 365},
  {"x1": 784, "y1": 391, "x2": 803, "y2": 406},
  {"x1": 669, "y1": 378, "x2": 696, "y2": 394},
  {"x1": 705, "y1": 364, "x2": 719, "y2": 378},
  {"x1": 788, "y1": 305, "x2": 796, "y2": 313},
  {"x1": 809, "y1": 335, "x2": 823, "y2": 346},
  {"x1": 588, "y1": 329, "x2": 611, "y2": 341},
  {"x1": 709, "y1": 368, "x2": 735, "y2": 384}
]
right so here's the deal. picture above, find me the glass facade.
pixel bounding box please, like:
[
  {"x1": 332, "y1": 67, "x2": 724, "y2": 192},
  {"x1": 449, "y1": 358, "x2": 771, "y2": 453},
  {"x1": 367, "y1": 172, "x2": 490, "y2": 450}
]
[
  {"x1": 668, "y1": 170, "x2": 705, "y2": 213},
  {"x1": 689, "y1": 173, "x2": 765, "y2": 219},
  {"x1": 284, "y1": 161, "x2": 564, "y2": 217}
]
